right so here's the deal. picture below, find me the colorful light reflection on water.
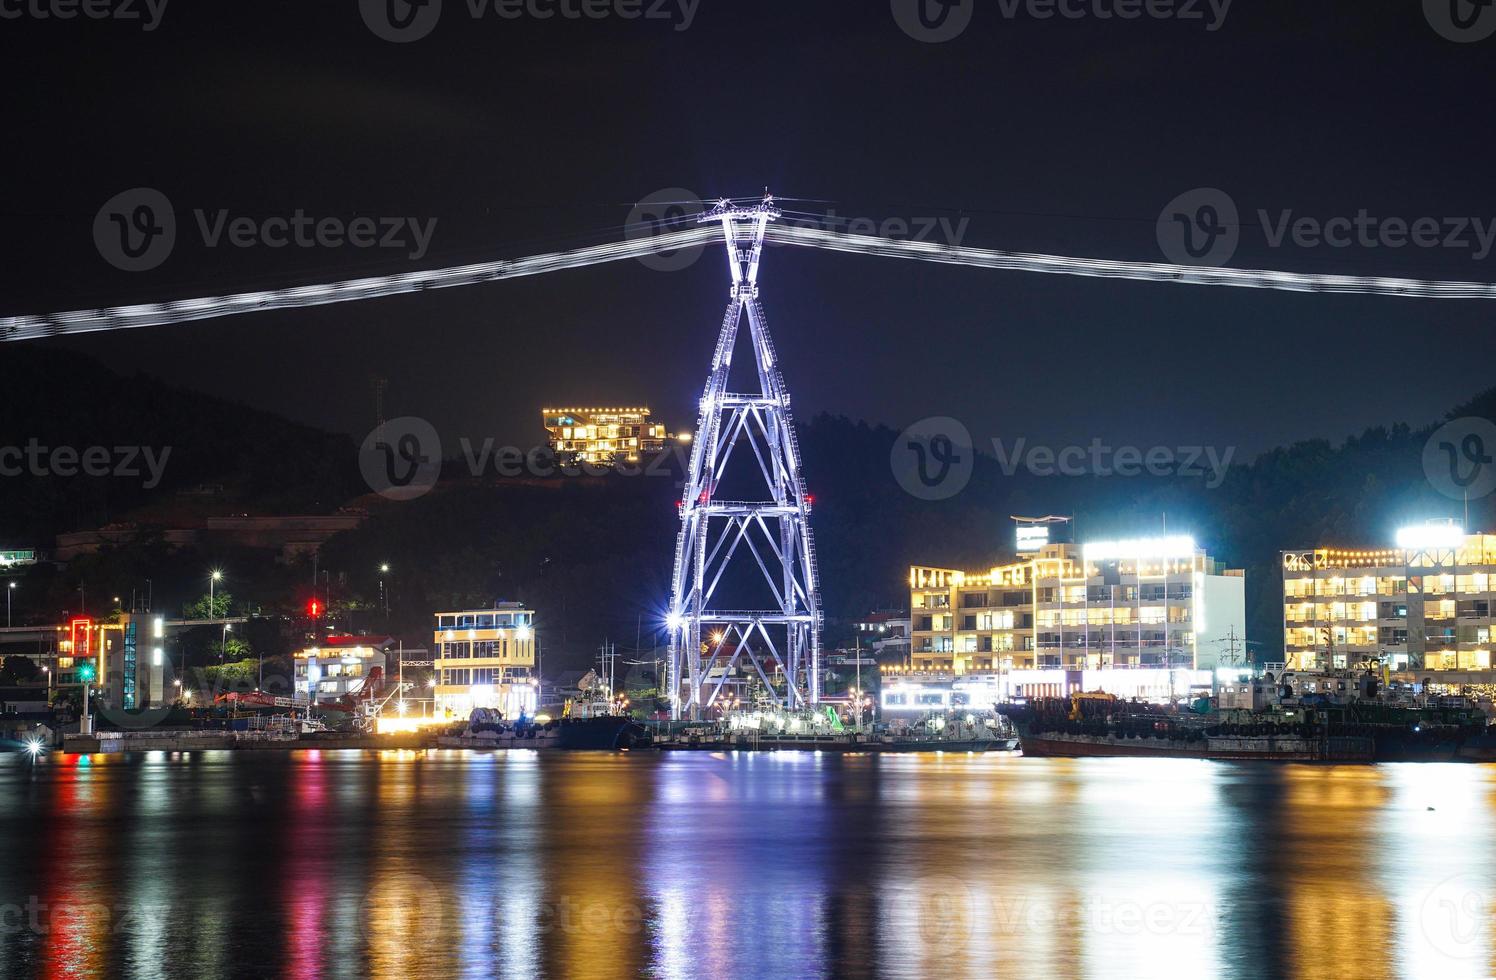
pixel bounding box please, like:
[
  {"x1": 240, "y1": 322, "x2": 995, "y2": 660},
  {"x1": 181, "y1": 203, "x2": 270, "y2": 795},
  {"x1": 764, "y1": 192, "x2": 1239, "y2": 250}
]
[{"x1": 1, "y1": 751, "x2": 1495, "y2": 979}]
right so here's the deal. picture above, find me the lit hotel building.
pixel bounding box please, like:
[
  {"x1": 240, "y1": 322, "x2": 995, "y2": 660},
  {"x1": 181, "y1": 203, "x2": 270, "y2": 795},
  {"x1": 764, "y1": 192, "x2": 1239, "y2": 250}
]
[
  {"x1": 433, "y1": 604, "x2": 538, "y2": 718},
  {"x1": 900, "y1": 535, "x2": 1245, "y2": 702},
  {"x1": 542, "y1": 407, "x2": 678, "y2": 464},
  {"x1": 1282, "y1": 521, "x2": 1496, "y2": 687},
  {"x1": 293, "y1": 637, "x2": 389, "y2": 702}
]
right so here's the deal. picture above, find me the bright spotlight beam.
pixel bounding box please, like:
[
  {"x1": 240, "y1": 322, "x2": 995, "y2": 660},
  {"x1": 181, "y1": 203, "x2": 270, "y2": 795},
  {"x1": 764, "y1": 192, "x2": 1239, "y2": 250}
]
[{"x1": 766, "y1": 223, "x2": 1496, "y2": 300}]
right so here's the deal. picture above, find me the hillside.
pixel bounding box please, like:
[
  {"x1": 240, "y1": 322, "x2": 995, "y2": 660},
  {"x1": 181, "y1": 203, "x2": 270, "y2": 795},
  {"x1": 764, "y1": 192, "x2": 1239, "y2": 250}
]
[
  {"x1": 4, "y1": 346, "x2": 1493, "y2": 669},
  {"x1": 0, "y1": 346, "x2": 364, "y2": 542}
]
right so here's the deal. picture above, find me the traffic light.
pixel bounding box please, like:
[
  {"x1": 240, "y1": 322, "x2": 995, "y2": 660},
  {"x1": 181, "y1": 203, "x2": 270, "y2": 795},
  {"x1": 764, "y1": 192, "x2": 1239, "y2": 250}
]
[
  {"x1": 308, "y1": 599, "x2": 321, "y2": 619},
  {"x1": 78, "y1": 662, "x2": 96, "y2": 683}
]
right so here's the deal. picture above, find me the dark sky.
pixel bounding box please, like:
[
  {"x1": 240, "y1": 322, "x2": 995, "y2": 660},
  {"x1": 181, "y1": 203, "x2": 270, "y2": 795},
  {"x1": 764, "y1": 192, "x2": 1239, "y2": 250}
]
[{"x1": 5, "y1": 1, "x2": 1494, "y2": 459}]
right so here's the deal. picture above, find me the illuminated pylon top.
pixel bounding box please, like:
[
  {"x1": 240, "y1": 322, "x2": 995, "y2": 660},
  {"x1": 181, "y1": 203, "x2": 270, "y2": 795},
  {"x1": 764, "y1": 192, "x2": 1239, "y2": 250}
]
[
  {"x1": 699, "y1": 195, "x2": 782, "y2": 298},
  {"x1": 666, "y1": 194, "x2": 820, "y2": 719}
]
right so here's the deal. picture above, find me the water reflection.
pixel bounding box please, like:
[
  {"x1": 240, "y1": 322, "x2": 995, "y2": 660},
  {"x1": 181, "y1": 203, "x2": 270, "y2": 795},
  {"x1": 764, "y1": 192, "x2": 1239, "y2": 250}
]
[{"x1": 2, "y1": 751, "x2": 1496, "y2": 978}]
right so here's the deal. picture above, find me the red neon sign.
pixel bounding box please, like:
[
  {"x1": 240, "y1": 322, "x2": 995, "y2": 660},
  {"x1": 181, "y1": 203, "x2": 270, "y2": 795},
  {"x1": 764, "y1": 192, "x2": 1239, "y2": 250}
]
[{"x1": 70, "y1": 616, "x2": 93, "y2": 665}]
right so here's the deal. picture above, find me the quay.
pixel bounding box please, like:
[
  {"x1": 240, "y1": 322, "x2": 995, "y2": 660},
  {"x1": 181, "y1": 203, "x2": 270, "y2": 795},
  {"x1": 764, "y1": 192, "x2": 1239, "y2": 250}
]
[{"x1": 62, "y1": 730, "x2": 439, "y2": 753}]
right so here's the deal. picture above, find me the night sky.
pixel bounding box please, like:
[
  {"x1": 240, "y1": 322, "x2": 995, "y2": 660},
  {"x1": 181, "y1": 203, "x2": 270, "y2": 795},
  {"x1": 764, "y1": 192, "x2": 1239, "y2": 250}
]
[{"x1": 5, "y1": 1, "x2": 1494, "y2": 458}]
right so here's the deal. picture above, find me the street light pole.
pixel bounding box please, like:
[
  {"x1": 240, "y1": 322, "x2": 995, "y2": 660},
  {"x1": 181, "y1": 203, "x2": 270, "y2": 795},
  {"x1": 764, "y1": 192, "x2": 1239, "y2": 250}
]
[
  {"x1": 6, "y1": 581, "x2": 14, "y2": 628},
  {"x1": 209, "y1": 570, "x2": 224, "y2": 663},
  {"x1": 79, "y1": 662, "x2": 95, "y2": 735},
  {"x1": 854, "y1": 634, "x2": 863, "y2": 730}
]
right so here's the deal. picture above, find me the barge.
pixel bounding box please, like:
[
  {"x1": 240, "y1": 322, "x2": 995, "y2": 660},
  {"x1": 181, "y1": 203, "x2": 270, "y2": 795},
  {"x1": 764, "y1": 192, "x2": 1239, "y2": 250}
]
[{"x1": 1019, "y1": 730, "x2": 1374, "y2": 761}]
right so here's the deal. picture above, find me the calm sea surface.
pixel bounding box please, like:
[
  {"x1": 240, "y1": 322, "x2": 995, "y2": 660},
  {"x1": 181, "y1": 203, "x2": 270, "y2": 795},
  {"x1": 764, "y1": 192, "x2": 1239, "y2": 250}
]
[{"x1": 0, "y1": 751, "x2": 1493, "y2": 979}]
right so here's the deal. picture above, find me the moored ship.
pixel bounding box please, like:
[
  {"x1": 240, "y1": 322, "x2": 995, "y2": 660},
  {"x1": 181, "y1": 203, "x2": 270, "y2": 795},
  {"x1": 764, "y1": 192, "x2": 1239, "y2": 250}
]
[
  {"x1": 657, "y1": 706, "x2": 1019, "y2": 752},
  {"x1": 1015, "y1": 665, "x2": 1491, "y2": 762},
  {"x1": 439, "y1": 677, "x2": 650, "y2": 751},
  {"x1": 1019, "y1": 728, "x2": 1374, "y2": 761}
]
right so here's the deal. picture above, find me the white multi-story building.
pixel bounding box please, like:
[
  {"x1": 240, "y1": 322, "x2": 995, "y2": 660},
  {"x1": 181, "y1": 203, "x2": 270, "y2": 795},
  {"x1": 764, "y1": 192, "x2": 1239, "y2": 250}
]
[
  {"x1": 902, "y1": 535, "x2": 1246, "y2": 700},
  {"x1": 433, "y1": 604, "x2": 538, "y2": 718},
  {"x1": 293, "y1": 638, "x2": 389, "y2": 702},
  {"x1": 1282, "y1": 520, "x2": 1496, "y2": 688}
]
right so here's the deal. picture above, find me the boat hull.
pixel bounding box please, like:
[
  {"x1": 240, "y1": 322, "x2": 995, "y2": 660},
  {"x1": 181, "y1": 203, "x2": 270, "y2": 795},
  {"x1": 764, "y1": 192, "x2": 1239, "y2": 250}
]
[
  {"x1": 657, "y1": 734, "x2": 1020, "y2": 753},
  {"x1": 1020, "y1": 732, "x2": 1375, "y2": 762},
  {"x1": 556, "y1": 717, "x2": 651, "y2": 750},
  {"x1": 878, "y1": 737, "x2": 1020, "y2": 753}
]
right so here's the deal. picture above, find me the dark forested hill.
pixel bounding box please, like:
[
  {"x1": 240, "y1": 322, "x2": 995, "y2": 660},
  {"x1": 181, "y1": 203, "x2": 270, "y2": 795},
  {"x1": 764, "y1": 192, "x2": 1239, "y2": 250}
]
[
  {"x1": 0, "y1": 346, "x2": 363, "y2": 541},
  {"x1": 5, "y1": 346, "x2": 1493, "y2": 669}
]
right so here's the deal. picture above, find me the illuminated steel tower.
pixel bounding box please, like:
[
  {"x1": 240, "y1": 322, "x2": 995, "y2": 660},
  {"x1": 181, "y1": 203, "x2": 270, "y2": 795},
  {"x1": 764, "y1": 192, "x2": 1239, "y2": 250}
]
[{"x1": 666, "y1": 196, "x2": 821, "y2": 719}]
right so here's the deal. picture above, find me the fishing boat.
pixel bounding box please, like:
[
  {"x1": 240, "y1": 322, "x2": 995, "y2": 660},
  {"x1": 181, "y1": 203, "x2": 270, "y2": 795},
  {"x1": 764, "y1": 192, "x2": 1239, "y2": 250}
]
[
  {"x1": 438, "y1": 675, "x2": 649, "y2": 751},
  {"x1": 1013, "y1": 665, "x2": 1490, "y2": 762},
  {"x1": 657, "y1": 705, "x2": 1020, "y2": 752},
  {"x1": 876, "y1": 711, "x2": 1020, "y2": 752}
]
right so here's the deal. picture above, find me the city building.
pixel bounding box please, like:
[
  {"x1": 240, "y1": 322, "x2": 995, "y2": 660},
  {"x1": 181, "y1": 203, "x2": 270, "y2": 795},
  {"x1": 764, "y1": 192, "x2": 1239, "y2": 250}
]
[
  {"x1": 433, "y1": 604, "x2": 538, "y2": 718},
  {"x1": 904, "y1": 535, "x2": 1246, "y2": 700},
  {"x1": 541, "y1": 407, "x2": 683, "y2": 464},
  {"x1": 10, "y1": 613, "x2": 253, "y2": 710},
  {"x1": 0, "y1": 549, "x2": 38, "y2": 569},
  {"x1": 293, "y1": 636, "x2": 392, "y2": 703},
  {"x1": 1282, "y1": 520, "x2": 1496, "y2": 689},
  {"x1": 853, "y1": 611, "x2": 911, "y2": 662},
  {"x1": 58, "y1": 614, "x2": 168, "y2": 711}
]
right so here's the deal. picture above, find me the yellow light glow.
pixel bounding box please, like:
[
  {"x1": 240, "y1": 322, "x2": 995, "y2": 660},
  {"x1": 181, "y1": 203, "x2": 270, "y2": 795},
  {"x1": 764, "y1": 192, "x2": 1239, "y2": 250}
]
[{"x1": 375, "y1": 716, "x2": 441, "y2": 735}]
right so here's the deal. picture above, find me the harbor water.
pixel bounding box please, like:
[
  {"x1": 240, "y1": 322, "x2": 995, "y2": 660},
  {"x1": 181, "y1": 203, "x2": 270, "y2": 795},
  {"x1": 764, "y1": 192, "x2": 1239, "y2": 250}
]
[{"x1": 1, "y1": 751, "x2": 1493, "y2": 979}]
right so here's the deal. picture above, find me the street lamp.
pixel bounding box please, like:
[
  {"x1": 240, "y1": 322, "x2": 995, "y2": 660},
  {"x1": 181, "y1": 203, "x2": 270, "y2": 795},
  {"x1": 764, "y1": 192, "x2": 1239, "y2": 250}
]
[
  {"x1": 221, "y1": 623, "x2": 232, "y2": 665},
  {"x1": 6, "y1": 581, "x2": 14, "y2": 628},
  {"x1": 209, "y1": 570, "x2": 224, "y2": 664}
]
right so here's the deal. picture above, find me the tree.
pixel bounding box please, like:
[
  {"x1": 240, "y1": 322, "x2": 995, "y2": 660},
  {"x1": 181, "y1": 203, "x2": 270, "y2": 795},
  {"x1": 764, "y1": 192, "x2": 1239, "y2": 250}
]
[
  {"x1": 183, "y1": 591, "x2": 233, "y2": 619},
  {"x1": 0, "y1": 655, "x2": 41, "y2": 685}
]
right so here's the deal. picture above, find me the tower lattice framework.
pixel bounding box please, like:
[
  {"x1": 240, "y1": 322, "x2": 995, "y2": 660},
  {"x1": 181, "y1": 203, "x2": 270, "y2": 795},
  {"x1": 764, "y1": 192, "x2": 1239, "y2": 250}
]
[{"x1": 666, "y1": 197, "x2": 821, "y2": 719}]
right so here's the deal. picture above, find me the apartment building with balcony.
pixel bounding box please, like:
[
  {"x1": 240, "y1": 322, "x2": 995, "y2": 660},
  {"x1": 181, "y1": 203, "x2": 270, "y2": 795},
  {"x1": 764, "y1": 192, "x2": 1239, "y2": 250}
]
[
  {"x1": 433, "y1": 604, "x2": 538, "y2": 718},
  {"x1": 909, "y1": 536, "x2": 1246, "y2": 677},
  {"x1": 541, "y1": 407, "x2": 681, "y2": 464},
  {"x1": 1282, "y1": 521, "x2": 1496, "y2": 687}
]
